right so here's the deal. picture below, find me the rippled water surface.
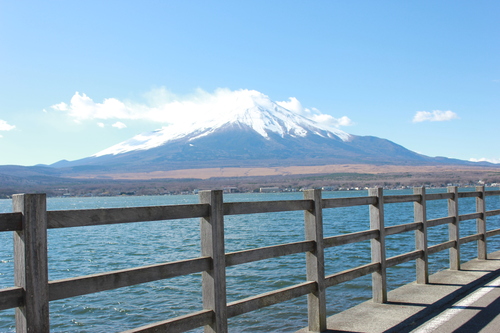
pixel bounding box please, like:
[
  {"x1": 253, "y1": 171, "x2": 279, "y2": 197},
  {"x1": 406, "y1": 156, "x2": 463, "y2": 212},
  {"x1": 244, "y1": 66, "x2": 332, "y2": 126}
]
[{"x1": 0, "y1": 189, "x2": 499, "y2": 332}]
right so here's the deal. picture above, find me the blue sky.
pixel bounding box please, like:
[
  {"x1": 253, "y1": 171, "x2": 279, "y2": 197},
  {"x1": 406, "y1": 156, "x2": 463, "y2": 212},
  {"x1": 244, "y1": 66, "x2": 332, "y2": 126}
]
[{"x1": 0, "y1": 1, "x2": 498, "y2": 166}]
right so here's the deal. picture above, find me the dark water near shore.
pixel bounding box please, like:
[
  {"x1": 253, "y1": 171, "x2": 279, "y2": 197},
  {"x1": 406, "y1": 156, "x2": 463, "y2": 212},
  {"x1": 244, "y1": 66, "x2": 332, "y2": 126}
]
[{"x1": 0, "y1": 189, "x2": 499, "y2": 332}]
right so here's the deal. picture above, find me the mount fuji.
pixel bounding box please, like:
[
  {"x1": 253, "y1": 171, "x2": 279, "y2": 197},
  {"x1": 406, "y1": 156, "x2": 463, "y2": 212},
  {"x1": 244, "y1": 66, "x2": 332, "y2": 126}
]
[{"x1": 52, "y1": 90, "x2": 469, "y2": 174}]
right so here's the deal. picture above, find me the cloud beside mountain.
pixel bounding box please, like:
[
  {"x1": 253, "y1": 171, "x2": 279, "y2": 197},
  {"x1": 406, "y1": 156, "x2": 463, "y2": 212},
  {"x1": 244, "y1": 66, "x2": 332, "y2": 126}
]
[
  {"x1": 50, "y1": 88, "x2": 354, "y2": 131},
  {"x1": 469, "y1": 157, "x2": 500, "y2": 164},
  {"x1": 276, "y1": 97, "x2": 354, "y2": 128}
]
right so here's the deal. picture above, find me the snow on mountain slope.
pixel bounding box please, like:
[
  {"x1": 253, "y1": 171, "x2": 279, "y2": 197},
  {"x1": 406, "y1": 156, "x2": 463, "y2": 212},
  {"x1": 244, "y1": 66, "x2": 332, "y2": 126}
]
[{"x1": 94, "y1": 90, "x2": 351, "y2": 157}]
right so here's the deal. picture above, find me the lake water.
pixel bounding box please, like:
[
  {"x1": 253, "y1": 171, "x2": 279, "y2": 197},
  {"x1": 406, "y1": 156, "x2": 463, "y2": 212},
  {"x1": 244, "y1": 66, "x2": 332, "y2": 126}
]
[{"x1": 0, "y1": 189, "x2": 499, "y2": 332}]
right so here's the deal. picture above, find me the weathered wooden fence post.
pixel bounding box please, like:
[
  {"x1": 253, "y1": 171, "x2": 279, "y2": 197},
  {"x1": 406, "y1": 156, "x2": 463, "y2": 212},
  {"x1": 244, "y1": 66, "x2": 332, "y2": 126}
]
[
  {"x1": 476, "y1": 186, "x2": 487, "y2": 260},
  {"x1": 12, "y1": 193, "x2": 49, "y2": 332},
  {"x1": 369, "y1": 188, "x2": 387, "y2": 303},
  {"x1": 447, "y1": 186, "x2": 460, "y2": 270},
  {"x1": 303, "y1": 189, "x2": 326, "y2": 332},
  {"x1": 414, "y1": 187, "x2": 428, "y2": 284},
  {"x1": 199, "y1": 190, "x2": 228, "y2": 333}
]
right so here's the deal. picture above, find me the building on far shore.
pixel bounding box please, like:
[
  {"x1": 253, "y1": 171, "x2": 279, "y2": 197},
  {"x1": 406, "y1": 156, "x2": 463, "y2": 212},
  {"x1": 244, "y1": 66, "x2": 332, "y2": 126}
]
[
  {"x1": 223, "y1": 187, "x2": 239, "y2": 193},
  {"x1": 260, "y1": 187, "x2": 281, "y2": 193}
]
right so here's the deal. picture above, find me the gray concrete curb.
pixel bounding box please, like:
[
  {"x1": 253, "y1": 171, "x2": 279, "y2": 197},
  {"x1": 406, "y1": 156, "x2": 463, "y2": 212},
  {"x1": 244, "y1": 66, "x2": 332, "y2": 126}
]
[{"x1": 296, "y1": 250, "x2": 500, "y2": 333}]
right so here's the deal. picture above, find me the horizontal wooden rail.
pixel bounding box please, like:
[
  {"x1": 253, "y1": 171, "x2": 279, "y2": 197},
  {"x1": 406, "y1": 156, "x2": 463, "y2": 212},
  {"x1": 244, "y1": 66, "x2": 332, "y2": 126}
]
[
  {"x1": 0, "y1": 286, "x2": 23, "y2": 311},
  {"x1": 384, "y1": 194, "x2": 420, "y2": 204},
  {"x1": 428, "y1": 240, "x2": 456, "y2": 255},
  {"x1": 324, "y1": 229, "x2": 378, "y2": 248},
  {"x1": 47, "y1": 204, "x2": 210, "y2": 229},
  {"x1": 227, "y1": 281, "x2": 316, "y2": 318},
  {"x1": 322, "y1": 196, "x2": 376, "y2": 209},
  {"x1": 458, "y1": 192, "x2": 481, "y2": 198},
  {"x1": 426, "y1": 192, "x2": 454, "y2": 201},
  {"x1": 459, "y1": 212, "x2": 482, "y2": 221},
  {"x1": 460, "y1": 233, "x2": 482, "y2": 245},
  {"x1": 0, "y1": 212, "x2": 22, "y2": 232},
  {"x1": 224, "y1": 200, "x2": 313, "y2": 215},
  {"x1": 385, "y1": 222, "x2": 422, "y2": 236},
  {"x1": 486, "y1": 209, "x2": 500, "y2": 217},
  {"x1": 325, "y1": 262, "x2": 380, "y2": 288},
  {"x1": 486, "y1": 228, "x2": 500, "y2": 238},
  {"x1": 123, "y1": 309, "x2": 214, "y2": 333},
  {"x1": 49, "y1": 257, "x2": 211, "y2": 301},
  {"x1": 427, "y1": 216, "x2": 454, "y2": 228},
  {"x1": 225, "y1": 240, "x2": 315, "y2": 267},
  {"x1": 386, "y1": 250, "x2": 423, "y2": 268},
  {"x1": 485, "y1": 190, "x2": 500, "y2": 196}
]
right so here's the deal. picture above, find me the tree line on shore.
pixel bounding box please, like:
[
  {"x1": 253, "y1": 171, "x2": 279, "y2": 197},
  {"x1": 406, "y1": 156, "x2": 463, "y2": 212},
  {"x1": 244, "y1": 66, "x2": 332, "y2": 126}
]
[{"x1": 1, "y1": 169, "x2": 499, "y2": 199}]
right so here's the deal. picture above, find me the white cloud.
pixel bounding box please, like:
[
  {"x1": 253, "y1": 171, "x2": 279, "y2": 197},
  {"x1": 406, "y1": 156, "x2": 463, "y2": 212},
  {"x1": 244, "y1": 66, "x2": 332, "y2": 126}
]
[
  {"x1": 276, "y1": 97, "x2": 304, "y2": 114},
  {"x1": 276, "y1": 97, "x2": 353, "y2": 128},
  {"x1": 412, "y1": 110, "x2": 459, "y2": 123},
  {"x1": 469, "y1": 157, "x2": 500, "y2": 164},
  {"x1": 51, "y1": 88, "x2": 354, "y2": 130},
  {"x1": 97, "y1": 122, "x2": 105, "y2": 128},
  {"x1": 51, "y1": 102, "x2": 68, "y2": 111},
  {"x1": 112, "y1": 121, "x2": 127, "y2": 129},
  {"x1": 0, "y1": 119, "x2": 15, "y2": 131},
  {"x1": 51, "y1": 89, "x2": 219, "y2": 124},
  {"x1": 312, "y1": 114, "x2": 354, "y2": 127},
  {"x1": 51, "y1": 92, "x2": 140, "y2": 122}
]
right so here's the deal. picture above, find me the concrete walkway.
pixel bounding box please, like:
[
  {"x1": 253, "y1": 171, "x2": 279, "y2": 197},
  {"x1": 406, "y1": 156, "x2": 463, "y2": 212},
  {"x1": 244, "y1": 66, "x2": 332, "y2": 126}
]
[{"x1": 297, "y1": 250, "x2": 500, "y2": 333}]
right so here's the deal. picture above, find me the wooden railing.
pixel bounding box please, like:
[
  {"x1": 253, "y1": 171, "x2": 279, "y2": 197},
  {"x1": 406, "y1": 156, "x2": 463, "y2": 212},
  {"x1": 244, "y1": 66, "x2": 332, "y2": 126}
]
[{"x1": 0, "y1": 186, "x2": 499, "y2": 332}]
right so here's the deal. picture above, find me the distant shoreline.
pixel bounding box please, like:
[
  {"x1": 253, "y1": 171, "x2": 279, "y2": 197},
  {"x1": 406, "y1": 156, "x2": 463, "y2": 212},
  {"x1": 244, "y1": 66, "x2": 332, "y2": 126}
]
[{"x1": 1, "y1": 163, "x2": 499, "y2": 199}]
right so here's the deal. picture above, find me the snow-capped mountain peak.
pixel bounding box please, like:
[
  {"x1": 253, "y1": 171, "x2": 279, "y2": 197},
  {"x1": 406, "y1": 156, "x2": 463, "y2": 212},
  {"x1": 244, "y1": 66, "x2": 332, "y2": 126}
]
[{"x1": 93, "y1": 90, "x2": 351, "y2": 157}]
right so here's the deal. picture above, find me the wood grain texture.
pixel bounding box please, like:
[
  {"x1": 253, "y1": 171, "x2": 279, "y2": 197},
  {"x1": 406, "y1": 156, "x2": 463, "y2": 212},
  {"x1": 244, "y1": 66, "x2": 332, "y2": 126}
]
[
  {"x1": 459, "y1": 233, "x2": 483, "y2": 245},
  {"x1": 459, "y1": 212, "x2": 482, "y2": 221},
  {"x1": 223, "y1": 200, "x2": 312, "y2": 215},
  {"x1": 122, "y1": 309, "x2": 214, "y2": 333},
  {"x1": 385, "y1": 222, "x2": 422, "y2": 236},
  {"x1": 200, "y1": 190, "x2": 227, "y2": 333},
  {"x1": 384, "y1": 194, "x2": 420, "y2": 204},
  {"x1": 448, "y1": 186, "x2": 460, "y2": 270},
  {"x1": 486, "y1": 228, "x2": 500, "y2": 238},
  {"x1": 47, "y1": 204, "x2": 209, "y2": 228},
  {"x1": 0, "y1": 212, "x2": 22, "y2": 232},
  {"x1": 458, "y1": 191, "x2": 481, "y2": 198},
  {"x1": 369, "y1": 188, "x2": 387, "y2": 303},
  {"x1": 225, "y1": 241, "x2": 314, "y2": 267},
  {"x1": 13, "y1": 194, "x2": 49, "y2": 333},
  {"x1": 322, "y1": 196, "x2": 376, "y2": 209},
  {"x1": 485, "y1": 190, "x2": 500, "y2": 196},
  {"x1": 486, "y1": 209, "x2": 500, "y2": 217},
  {"x1": 427, "y1": 216, "x2": 455, "y2": 228},
  {"x1": 386, "y1": 250, "x2": 423, "y2": 268},
  {"x1": 226, "y1": 282, "x2": 315, "y2": 318},
  {"x1": 49, "y1": 257, "x2": 211, "y2": 301},
  {"x1": 476, "y1": 186, "x2": 487, "y2": 259},
  {"x1": 325, "y1": 263, "x2": 380, "y2": 288},
  {"x1": 303, "y1": 189, "x2": 326, "y2": 332},
  {"x1": 414, "y1": 187, "x2": 428, "y2": 284},
  {"x1": 324, "y1": 229, "x2": 378, "y2": 248},
  {"x1": 426, "y1": 192, "x2": 454, "y2": 201},
  {"x1": 428, "y1": 240, "x2": 455, "y2": 255},
  {"x1": 0, "y1": 287, "x2": 23, "y2": 311}
]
